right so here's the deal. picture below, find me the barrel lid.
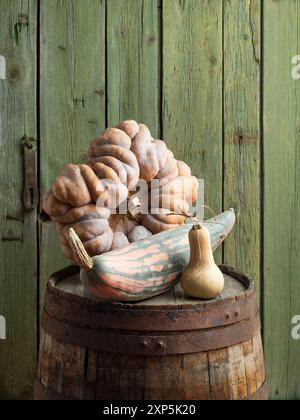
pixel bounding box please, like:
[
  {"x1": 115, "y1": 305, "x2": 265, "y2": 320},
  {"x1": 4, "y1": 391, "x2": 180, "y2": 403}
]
[
  {"x1": 44, "y1": 265, "x2": 257, "y2": 332},
  {"x1": 54, "y1": 265, "x2": 250, "y2": 307}
]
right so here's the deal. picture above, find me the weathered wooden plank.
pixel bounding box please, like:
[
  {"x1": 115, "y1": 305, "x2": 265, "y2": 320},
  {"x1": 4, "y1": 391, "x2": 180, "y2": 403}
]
[
  {"x1": 227, "y1": 343, "x2": 248, "y2": 399},
  {"x1": 208, "y1": 348, "x2": 231, "y2": 400},
  {"x1": 39, "y1": 0, "x2": 106, "y2": 306},
  {"x1": 162, "y1": 0, "x2": 223, "y2": 260},
  {"x1": 144, "y1": 355, "x2": 185, "y2": 400},
  {"x1": 252, "y1": 333, "x2": 265, "y2": 390},
  {"x1": 243, "y1": 338, "x2": 257, "y2": 396},
  {"x1": 182, "y1": 353, "x2": 210, "y2": 400},
  {"x1": 0, "y1": 0, "x2": 37, "y2": 399},
  {"x1": 223, "y1": 0, "x2": 261, "y2": 292},
  {"x1": 85, "y1": 350, "x2": 98, "y2": 400},
  {"x1": 263, "y1": 0, "x2": 300, "y2": 400},
  {"x1": 106, "y1": 0, "x2": 160, "y2": 136},
  {"x1": 119, "y1": 368, "x2": 145, "y2": 400},
  {"x1": 208, "y1": 337, "x2": 264, "y2": 400},
  {"x1": 38, "y1": 332, "x2": 86, "y2": 399}
]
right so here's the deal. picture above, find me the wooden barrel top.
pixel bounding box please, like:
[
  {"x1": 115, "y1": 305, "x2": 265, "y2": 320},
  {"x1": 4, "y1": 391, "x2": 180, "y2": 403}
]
[
  {"x1": 56, "y1": 265, "x2": 248, "y2": 307},
  {"x1": 42, "y1": 264, "x2": 260, "y2": 355},
  {"x1": 44, "y1": 264, "x2": 257, "y2": 326}
]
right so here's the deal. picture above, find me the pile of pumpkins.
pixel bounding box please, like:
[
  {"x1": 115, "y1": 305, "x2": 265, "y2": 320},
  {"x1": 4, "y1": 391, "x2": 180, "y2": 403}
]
[
  {"x1": 43, "y1": 120, "x2": 235, "y2": 302},
  {"x1": 43, "y1": 120, "x2": 198, "y2": 261}
]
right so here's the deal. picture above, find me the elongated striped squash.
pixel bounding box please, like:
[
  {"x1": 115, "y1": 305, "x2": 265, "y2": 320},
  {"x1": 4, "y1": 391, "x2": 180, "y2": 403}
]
[{"x1": 68, "y1": 209, "x2": 235, "y2": 302}]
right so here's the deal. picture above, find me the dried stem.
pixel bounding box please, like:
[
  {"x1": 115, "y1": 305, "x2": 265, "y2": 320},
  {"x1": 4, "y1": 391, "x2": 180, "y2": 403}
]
[{"x1": 68, "y1": 228, "x2": 93, "y2": 271}]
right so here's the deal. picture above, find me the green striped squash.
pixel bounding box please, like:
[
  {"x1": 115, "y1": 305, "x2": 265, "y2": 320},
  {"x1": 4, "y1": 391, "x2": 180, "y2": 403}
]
[{"x1": 79, "y1": 209, "x2": 236, "y2": 302}]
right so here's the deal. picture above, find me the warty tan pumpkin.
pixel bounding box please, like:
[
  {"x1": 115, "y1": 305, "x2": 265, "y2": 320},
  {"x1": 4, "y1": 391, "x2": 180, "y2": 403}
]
[{"x1": 43, "y1": 120, "x2": 200, "y2": 265}]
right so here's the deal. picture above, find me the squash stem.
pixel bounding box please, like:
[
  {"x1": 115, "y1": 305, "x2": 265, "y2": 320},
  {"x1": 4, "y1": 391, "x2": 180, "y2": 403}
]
[{"x1": 68, "y1": 228, "x2": 94, "y2": 271}]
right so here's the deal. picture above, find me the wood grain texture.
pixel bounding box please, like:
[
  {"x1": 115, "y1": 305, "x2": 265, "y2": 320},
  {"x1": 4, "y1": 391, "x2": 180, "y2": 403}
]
[
  {"x1": 208, "y1": 348, "x2": 231, "y2": 400},
  {"x1": 223, "y1": 0, "x2": 261, "y2": 292},
  {"x1": 162, "y1": 0, "x2": 223, "y2": 260},
  {"x1": 208, "y1": 335, "x2": 265, "y2": 400},
  {"x1": 263, "y1": 0, "x2": 300, "y2": 400},
  {"x1": 252, "y1": 333, "x2": 265, "y2": 389},
  {"x1": 38, "y1": 331, "x2": 86, "y2": 400},
  {"x1": 243, "y1": 339, "x2": 257, "y2": 396},
  {"x1": 39, "y1": 0, "x2": 106, "y2": 306},
  {"x1": 106, "y1": 0, "x2": 160, "y2": 136},
  {"x1": 85, "y1": 350, "x2": 98, "y2": 400},
  {"x1": 162, "y1": 0, "x2": 223, "y2": 203},
  {"x1": 37, "y1": 330, "x2": 266, "y2": 400},
  {"x1": 0, "y1": 0, "x2": 37, "y2": 400},
  {"x1": 227, "y1": 343, "x2": 248, "y2": 399}
]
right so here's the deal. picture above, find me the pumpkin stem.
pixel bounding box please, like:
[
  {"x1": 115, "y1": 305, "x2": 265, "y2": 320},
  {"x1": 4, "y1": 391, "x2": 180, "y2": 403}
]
[{"x1": 68, "y1": 228, "x2": 94, "y2": 271}]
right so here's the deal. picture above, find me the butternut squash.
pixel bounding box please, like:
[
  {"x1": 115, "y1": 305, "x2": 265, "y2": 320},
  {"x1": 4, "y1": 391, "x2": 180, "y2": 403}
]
[{"x1": 180, "y1": 223, "x2": 225, "y2": 299}]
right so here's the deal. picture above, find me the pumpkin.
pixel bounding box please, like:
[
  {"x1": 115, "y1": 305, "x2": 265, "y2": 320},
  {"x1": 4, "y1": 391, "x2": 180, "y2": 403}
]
[
  {"x1": 42, "y1": 163, "x2": 127, "y2": 259},
  {"x1": 180, "y1": 223, "x2": 225, "y2": 299},
  {"x1": 109, "y1": 215, "x2": 152, "y2": 250},
  {"x1": 142, "y1": 170, "x2": 199, "y2": 233},
  {"x1": 88, "y1": 126, "x2": 140, "y2": 189},
  {"x1": 55, "y1": 205, "x2": 113, "y2": 259},
  {"x1": 68, "y1": 210, "x2": 235, "y2": 302},
  {"x1": 43, "y1": 120, "x2": 199, "y2": 264}
]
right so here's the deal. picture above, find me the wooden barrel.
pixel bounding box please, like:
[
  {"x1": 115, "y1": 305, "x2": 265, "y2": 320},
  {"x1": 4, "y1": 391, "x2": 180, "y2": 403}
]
[{"x1": 35, "y1": 265, "x2": 268, "y2": 400}]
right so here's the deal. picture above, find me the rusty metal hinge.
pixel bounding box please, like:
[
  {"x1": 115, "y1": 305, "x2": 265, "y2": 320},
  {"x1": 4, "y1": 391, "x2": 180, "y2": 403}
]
[{"x1": 22, "y1": 135, "x2": 38, "y2": 210}]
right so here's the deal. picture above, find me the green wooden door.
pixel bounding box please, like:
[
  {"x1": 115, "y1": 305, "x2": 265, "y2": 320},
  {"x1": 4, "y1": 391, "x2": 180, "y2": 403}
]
[
  {"x1": 0, "y1": 0, "x2": 37, "y2": 399},
  {"x1": 0, "y1": 0, "x2": 300, "y2": 400}
]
